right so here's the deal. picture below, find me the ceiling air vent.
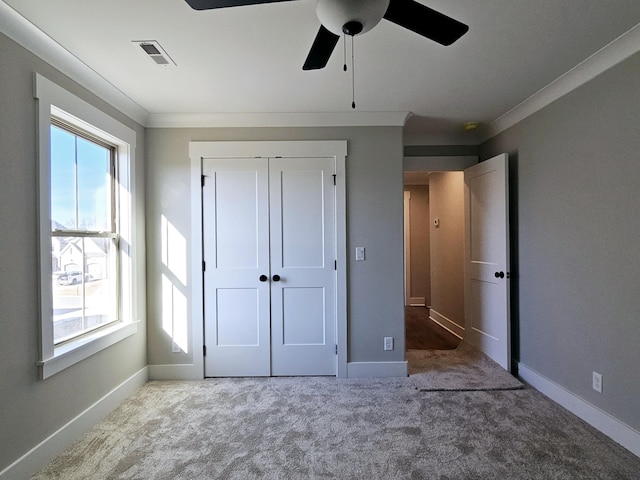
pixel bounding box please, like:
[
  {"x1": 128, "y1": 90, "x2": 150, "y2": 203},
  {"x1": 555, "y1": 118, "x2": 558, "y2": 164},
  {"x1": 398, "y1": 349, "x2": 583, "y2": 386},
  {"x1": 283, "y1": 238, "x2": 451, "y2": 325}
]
[{"x1": 133, "y1": 40, "x2": 176, "y2": 66}]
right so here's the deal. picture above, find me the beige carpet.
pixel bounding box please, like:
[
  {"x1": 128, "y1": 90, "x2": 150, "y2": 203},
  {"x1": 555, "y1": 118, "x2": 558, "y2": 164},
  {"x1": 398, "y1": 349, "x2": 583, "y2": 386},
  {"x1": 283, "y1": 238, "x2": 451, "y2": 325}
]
[{"x1": 32, "y1": 345, "x2": 639, "y2": 479}]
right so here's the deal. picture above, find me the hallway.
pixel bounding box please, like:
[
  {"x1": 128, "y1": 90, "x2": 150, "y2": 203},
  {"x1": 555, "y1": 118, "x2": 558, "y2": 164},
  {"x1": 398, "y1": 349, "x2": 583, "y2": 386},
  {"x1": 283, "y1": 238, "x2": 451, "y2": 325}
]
[{"x1": 405, "y1": 306, "x2": 460, "y2": 350}]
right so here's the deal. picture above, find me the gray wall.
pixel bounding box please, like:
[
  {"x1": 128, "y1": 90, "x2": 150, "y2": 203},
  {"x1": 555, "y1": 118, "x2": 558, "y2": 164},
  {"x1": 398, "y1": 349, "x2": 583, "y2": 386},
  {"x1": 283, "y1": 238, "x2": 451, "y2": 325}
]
[
  {"x1": 145, "y1": 127, "x2": 406, "y2": 366},
  {"x1": 0, "y1": 33, "x2": 147, "y2": 471},
  {"x1": 481, "y1": 52, "x2": 640, "y2": 430},
  {"x1": 428, "y1": 172, "x2": 465, "y2": 332}
]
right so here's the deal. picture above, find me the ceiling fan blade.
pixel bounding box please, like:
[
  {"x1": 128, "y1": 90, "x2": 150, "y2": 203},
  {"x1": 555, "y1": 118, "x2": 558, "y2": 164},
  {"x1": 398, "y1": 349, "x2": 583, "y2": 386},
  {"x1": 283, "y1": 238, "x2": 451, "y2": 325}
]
[
  {"x1": 383, "y1": 0, "x2": 469, "y2": 46},
  {"x1": 302, "y1": 25, "x2": 340, "y2": 71},
  {"x1": 185, "y1": 0, "x2": 296, "y2": 10}
]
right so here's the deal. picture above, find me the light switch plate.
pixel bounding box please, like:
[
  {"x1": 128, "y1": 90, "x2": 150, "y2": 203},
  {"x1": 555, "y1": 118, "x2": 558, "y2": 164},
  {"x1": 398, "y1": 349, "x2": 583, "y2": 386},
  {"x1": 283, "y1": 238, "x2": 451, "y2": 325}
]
[{"x1": 355, "y1": 247, "x2": 365, "y2": 261}]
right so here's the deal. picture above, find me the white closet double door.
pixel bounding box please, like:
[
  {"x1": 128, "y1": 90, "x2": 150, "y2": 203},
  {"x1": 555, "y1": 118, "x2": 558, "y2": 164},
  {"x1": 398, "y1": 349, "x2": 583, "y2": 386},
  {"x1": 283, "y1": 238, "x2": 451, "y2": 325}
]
[{"x1": 202, "y1": 156, "x2": 337, "y2": 377}]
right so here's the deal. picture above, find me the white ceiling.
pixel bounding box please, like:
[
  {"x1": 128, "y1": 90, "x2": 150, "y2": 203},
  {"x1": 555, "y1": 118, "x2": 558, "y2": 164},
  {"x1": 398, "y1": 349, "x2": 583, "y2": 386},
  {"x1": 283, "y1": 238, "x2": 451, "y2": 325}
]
[{"x1": 4, "y1": 0, "x2": 640, "y2": 140}]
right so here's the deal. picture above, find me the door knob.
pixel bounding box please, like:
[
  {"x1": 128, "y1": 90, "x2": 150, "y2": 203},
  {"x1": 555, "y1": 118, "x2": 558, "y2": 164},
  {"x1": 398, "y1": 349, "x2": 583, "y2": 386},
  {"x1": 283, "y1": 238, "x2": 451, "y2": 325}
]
[
  {"x1": 494, "y1": 271, "x2": 505, "y2": 279},
  {"x1": 272, "y1": 274, "x2": 281, "y2": 282},
  {"x1": 259, "y1": 275, "x2": 268, "y2": 282}
]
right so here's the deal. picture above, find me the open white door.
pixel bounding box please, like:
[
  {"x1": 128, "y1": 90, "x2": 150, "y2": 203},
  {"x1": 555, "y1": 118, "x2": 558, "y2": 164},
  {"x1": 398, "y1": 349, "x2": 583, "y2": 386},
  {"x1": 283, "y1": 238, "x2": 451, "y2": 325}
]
[{"x1": 464, "y1": 153, "x2": 511, "y2": 371}]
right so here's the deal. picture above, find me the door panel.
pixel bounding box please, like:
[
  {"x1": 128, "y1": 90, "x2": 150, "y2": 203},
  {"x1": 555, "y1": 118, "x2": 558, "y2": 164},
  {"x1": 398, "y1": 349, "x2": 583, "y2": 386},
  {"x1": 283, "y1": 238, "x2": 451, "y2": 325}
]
[
  {"x1": 216, "y1": 288, "x2": 260, "y2": 346},
  {"x1": 203, "y1": 159, "x2": 271, "y2": 377},
  {"x1": 282, "y1": 287, "x2": 326, "y2": 345},
  {"x1": 279, "y1": 169, "x2": 326, "y2": 268},
  {"x1": 269, "y1": 157, "x2": 336, "y2": 376},
  {"x1": 214, "y1": 171, "x2": 260, "y2": 269},
  {"x1": 464, "y1": 153, "x2": 511, "y2": 371}
]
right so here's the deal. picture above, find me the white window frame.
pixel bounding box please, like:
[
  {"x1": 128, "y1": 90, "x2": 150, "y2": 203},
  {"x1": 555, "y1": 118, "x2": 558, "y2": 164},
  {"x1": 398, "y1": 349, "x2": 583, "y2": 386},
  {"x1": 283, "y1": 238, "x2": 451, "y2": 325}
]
[{"x1": 34, "y1": 73, "x2": 139, "y2": 379}]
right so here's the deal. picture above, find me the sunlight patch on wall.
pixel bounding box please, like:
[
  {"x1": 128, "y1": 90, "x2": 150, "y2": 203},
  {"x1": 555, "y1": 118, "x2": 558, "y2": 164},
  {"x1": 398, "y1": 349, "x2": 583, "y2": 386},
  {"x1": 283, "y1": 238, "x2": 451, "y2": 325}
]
[
  {"x1": 161, "y1": 215, "x2": 187, "y2": 286},
  {"x1": 161, "y1": 215, "x2": 189, "y2": 353}
]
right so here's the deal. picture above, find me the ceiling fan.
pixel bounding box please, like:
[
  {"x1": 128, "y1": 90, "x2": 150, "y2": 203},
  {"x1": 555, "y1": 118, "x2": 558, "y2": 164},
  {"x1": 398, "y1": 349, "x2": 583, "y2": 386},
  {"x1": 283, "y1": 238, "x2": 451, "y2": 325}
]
[{"x1": 185, "y1": 0, "x2": 469, "y2": 70}]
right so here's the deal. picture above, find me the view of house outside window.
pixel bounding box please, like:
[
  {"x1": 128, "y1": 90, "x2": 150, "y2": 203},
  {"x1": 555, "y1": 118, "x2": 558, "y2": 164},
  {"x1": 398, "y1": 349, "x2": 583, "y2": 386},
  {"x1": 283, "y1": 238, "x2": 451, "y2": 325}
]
[{"x1": 50, "y1": 122, "x2": 118, "y2": 344}]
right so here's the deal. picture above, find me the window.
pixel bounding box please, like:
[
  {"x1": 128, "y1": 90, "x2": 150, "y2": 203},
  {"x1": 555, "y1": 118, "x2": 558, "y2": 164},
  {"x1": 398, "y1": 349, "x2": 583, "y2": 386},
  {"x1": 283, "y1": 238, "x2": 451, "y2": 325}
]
[
  {"x1": 35, "y1": 74, "x2": 139, "y2": 378},
  {"x1": 50, "y1": 121, "x2": 118, "y2": 344}
]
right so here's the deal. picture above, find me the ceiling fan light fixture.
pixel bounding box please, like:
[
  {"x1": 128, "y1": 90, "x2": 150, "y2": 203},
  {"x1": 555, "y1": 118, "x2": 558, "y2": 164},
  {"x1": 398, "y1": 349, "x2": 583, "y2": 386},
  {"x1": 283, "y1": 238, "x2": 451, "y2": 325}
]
[{"x1": 316, "y1": 0, "x2": 390, "y2": 36}]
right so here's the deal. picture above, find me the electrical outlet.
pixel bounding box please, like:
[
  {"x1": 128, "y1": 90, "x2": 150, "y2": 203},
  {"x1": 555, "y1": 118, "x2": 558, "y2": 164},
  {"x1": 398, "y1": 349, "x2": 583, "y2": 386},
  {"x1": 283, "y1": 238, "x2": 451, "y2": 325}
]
[
  {"x1": 384, "y1": 337, "x2": 394, "y2": 351},
  {"x1": 592, "y1": 371, "x2": 603, "y2": 393}
]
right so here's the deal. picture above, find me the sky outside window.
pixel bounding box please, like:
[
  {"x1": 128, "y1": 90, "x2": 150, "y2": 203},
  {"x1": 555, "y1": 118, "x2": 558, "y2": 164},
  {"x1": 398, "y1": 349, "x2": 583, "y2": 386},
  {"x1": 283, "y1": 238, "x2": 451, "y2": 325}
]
[{"x1": 50, "y1": 125, "x2": 110, "y2": 231}]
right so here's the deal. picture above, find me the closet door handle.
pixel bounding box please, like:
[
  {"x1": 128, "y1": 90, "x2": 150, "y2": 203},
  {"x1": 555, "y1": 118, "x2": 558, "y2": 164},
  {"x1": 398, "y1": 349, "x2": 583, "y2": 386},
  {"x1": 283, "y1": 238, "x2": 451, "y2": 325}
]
[
  {"x1": 272, "y1": 274, "x2": 281, "y2": 282},
  {"x1": 494, "y1": 271, "x2": 505, "y2": 279},
  {"x1": 259, "y1": 275, "x2": 268, "y2": 282}
]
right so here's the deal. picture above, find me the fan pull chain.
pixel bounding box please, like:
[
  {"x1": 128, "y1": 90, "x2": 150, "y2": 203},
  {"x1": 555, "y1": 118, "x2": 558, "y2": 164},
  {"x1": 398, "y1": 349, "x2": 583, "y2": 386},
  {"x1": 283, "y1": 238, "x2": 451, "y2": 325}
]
[
  {"x1": 351, "y1": 35, "x2": 356, "y2": 109},
  {"x1": 343, "y1": 34, "x2": 347, "y2": 72}
]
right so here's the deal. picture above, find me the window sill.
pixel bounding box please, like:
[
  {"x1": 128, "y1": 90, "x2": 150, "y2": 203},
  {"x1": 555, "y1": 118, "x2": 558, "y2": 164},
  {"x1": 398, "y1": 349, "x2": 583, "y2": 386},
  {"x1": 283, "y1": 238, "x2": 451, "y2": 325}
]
[{"x1": 38, "y1": 321, "x2": 139, "y2": 379}]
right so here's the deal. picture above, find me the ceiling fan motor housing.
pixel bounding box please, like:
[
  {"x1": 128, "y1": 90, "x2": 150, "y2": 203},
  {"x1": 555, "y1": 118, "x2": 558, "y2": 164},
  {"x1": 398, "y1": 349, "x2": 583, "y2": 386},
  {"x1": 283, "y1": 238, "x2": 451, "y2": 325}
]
[
  {"x1": 342, "y1": 21, "x2": 363, "y2": 36},
  {"x1": 316, "y1": 0, "x2": 390, "y2": 36}
]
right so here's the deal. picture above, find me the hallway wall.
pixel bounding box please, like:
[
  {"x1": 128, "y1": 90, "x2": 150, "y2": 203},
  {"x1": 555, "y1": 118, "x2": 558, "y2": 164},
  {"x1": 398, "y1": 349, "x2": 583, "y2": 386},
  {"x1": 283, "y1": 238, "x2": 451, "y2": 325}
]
[{"x1": 428, "y1": 172, "x2": 465, "y2": 337}]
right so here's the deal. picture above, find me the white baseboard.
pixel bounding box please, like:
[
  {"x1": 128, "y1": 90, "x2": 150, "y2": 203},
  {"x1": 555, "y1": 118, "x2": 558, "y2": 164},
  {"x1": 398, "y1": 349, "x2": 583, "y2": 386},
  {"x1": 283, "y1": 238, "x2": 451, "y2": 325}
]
[
  {"x1": 347, "y1": 361, "x2": 408, "y2": 378},
  {"x1": 518, "y1": 363, "x2": 640, "y2": 459},
  {"x1": 148, "y1": 363, "x2": 203, "y2": 380},
  {"x1": 429, "y1": 309, "x2": 464, "y2": 339},
  {"x1": 0, "y1": 367, "x2": 148, "y2": 480}
]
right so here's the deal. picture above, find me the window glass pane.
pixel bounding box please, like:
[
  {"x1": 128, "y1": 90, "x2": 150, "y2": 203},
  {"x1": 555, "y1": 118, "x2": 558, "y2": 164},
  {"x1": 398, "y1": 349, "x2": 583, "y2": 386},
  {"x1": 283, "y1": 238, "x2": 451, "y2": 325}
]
[
  {"x1": 50, "y1": 125, "x2": 77, "y2": 230},
  {"x1": 52, "y1": 236, "x2": 116, "y2": 344},
  {"x1": 77, "y1": 137, "x2": 110, "y2": 231}
]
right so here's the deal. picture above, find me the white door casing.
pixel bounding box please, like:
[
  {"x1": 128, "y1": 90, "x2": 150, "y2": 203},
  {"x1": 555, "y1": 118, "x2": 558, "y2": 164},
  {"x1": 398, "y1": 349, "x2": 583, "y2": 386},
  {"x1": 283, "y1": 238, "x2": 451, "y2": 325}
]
[
  {"x1": 195, "y1": 141, "x2": 347, "y2": 378},
  {"x1": 464, "y1": 153, "x2": 511, "y2": 371}
]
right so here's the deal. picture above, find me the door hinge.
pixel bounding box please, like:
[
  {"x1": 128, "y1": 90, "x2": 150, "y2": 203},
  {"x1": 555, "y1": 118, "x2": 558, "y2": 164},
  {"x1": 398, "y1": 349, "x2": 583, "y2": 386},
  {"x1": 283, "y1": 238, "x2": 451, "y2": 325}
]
[
  {"x1": 201, "y1": 175, "x2": 206, "y2": 187},
  {"x1": 202, "y1": 261, "x2": 206, "y2": 272},
  {"x1": 333, "y1": 174, "x2": 336, "y2": 186},
  {"x1": 334, "y1": 260, "x2": 337, "y2": 270},
  {"x1": 203, "y1": 345, "x2": 207, "y2": 356},
  {"x1": 335, "y1": 344, "x2": 338, "y2": 355}
]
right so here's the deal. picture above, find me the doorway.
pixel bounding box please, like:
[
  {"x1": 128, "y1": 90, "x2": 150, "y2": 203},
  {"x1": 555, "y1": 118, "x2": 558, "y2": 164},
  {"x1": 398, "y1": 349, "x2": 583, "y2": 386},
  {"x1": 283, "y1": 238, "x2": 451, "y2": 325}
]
[
  {"x1": 402, "y1": 153, "x2": 511, "y2": 372},
  {"x1": 404, "y1": 170, "x2": 464, "y2": 352}
]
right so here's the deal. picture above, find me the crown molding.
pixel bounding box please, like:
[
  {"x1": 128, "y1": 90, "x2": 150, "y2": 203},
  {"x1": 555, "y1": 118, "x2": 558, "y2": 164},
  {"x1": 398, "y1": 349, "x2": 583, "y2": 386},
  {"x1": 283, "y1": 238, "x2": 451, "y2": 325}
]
[
  {"x1": 145, "y1": 111, "x2": 412, "y2": 129},
  {"x1": 483, "y1": 22, "x2": 640, "y2": 141},
  {"x1": 0, "y1": 1, "x2": 149, "y2": 126}
]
